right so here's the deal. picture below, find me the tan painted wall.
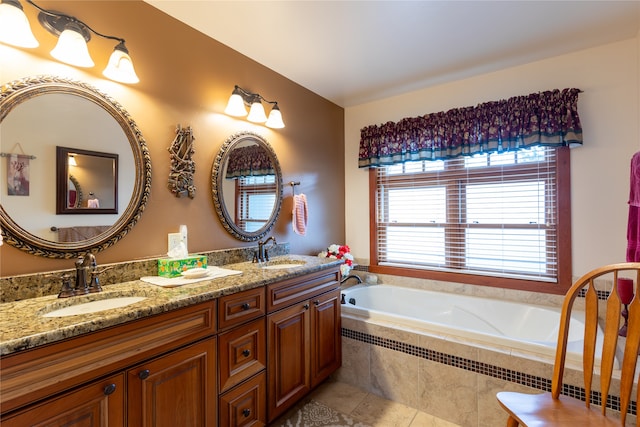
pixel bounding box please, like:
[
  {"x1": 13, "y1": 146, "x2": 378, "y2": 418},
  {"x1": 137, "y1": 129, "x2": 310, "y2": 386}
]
[{"x1": 0, "y1": 1, "x2": 345, "y2": 276}]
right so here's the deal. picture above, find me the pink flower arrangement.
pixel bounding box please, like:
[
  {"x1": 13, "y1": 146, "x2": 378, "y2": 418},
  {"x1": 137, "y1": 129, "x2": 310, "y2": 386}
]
[{"x1": 318, "y1": 244, "x2": 354, "y2": 276}]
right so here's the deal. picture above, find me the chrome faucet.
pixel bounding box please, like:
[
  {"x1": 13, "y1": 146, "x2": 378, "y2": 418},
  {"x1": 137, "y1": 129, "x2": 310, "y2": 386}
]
[
  {"x1": 74, "y1": 256, "x2": 90, "y2": 294},
  {"x1": 59, "y1": 254, "x2": 101, "y2": 298},
  {"x1": 254, "y1": 236, "x2": 277, "y2": 263}
]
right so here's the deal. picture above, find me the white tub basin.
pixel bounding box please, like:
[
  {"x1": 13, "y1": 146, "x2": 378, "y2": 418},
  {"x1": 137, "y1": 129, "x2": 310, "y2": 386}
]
[{"x1": 42, "y1": 296, "x2": 147, "y2": 318}]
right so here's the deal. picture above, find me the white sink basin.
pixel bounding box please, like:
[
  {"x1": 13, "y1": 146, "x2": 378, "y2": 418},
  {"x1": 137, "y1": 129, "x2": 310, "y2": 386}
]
[
  {"x1": 261, "y1": 260, "x2": 306, "y2": 270},
  {"x1": 42, "y1": 296, "x2": 147, "y2": 318}
]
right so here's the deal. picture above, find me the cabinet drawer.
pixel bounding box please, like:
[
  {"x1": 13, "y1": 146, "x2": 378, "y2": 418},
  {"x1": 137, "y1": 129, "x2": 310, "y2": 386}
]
[
  {"x1": 267, "y1": 268, "x2": 340, "y2": 313},
  {"x1": 219, "y1": 372, "x2": 266, "y2": 427},
  {"x1": 218, "y1": 318, "x2": 266, "y2": 393},
  {"x1": 1, "y1": 301, "x2": 215, "y2": 414},
  {"x1": 218, "y1": 287, "x2": 265, "y2": 331}
]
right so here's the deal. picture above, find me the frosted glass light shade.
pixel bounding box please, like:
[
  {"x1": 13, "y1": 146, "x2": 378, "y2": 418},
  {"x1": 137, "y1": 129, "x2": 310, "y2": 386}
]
[
  {"x1": 247, "y1": 100, "x2": 267, "y2": 123},
  {"x1": 103, "y1": 43, "x2": 139, "y2": 84},
  {"x1": 225, "y1": 93, "x2": 247, "y2": 117},
  {"x1": 51, "y1": 26, "x2": 94, "y2": 67},
  {"x1": 0, "y1": 0, "x2": 38, "y2": 48},
  {"x1": 266, "y1": 105, "x2": 285, "y2": 129}
]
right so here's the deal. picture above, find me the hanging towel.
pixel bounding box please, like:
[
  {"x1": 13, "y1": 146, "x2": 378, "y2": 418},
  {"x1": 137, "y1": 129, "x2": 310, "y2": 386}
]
[
  {"x1": 57, "y1": 225, "x2": 110, "y2": 242},
  {"x1": 627, "y1": 152, "x2": 640, "y2": 262},
  {"x1": 292, "y1": 193, "x2": 308, "y2": 236}
]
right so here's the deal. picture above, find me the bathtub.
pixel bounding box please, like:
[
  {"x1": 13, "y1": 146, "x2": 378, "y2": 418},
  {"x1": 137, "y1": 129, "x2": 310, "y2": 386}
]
[{"x1": 340, "y1": 284, "x2": 603, "y2": 367}]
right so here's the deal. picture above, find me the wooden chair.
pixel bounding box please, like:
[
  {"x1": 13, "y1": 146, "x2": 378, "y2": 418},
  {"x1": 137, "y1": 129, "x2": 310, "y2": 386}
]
[{"x1": 496, "y1": 262, "x2": 640, "y2": 426}]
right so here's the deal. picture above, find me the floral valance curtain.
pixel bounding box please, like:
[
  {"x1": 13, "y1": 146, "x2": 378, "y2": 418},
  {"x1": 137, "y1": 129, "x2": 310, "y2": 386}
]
[
  {"x1": 359, "y1": 88, "x2": 583, "y2": 168},
  {"x1": 226, "y1": 145, "x2": 274, "y2": 179}
]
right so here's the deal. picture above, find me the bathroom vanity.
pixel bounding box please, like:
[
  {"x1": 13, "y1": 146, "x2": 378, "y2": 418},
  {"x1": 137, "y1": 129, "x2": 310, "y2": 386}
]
[{"x1": 0, "y1": 256, "x2": 341, "y2": 426}]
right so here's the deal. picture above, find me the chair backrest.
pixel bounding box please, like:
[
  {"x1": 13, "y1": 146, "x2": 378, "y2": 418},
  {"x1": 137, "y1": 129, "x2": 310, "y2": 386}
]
[{"x1": 552, "y1": 262, "x2": 640, "y2": 424}]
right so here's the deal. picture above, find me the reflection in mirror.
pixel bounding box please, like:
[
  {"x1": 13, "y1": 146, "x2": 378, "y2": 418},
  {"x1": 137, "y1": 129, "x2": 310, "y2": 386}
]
[
  {"x1": 56, "y1": 146, "x2": 118, "y2": 214},
  {"x1": 68, "y1": 174, "x2": 82, "y2": 208},
  {"x1": 212, "y1": 132, "x2": 282, "y2": 241},
  {"x1": 0, "y1": 76, "x2": 151, "y2": 258}
]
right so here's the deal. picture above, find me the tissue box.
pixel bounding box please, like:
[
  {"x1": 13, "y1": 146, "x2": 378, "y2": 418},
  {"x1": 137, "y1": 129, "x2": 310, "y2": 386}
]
[{"x1": 158, "y1": 255, "x2": 207, "y2": 277}]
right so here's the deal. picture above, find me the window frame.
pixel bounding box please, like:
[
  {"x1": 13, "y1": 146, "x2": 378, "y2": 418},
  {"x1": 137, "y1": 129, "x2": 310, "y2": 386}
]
[{"x1": 368, "y1": 146, "x2": 572, "y2": 295}]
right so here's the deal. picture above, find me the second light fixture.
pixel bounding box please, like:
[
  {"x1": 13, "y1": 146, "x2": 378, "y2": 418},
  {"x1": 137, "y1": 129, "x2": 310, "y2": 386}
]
[{"x1": 225, "y1": 85, "x2": 285, "y2": 129}]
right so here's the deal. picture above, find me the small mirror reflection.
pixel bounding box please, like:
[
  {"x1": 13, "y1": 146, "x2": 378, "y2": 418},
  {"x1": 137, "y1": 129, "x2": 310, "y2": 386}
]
[
  {"x1": 56, "y1": 146, "x2": 118, "y2": 214},
  {"x1": 224, "y1": 144, "x2": 276, "y2": 232}
]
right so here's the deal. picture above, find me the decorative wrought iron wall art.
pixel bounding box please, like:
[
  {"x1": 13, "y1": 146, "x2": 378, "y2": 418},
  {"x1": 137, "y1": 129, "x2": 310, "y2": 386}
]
[{"x1": 167, "y1": 124, "x2": 196, "y2": 198}]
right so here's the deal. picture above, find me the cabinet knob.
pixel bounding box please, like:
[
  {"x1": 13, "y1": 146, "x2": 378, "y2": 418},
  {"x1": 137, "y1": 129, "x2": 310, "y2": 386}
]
[
  {"x1": 303, "y1": 303, "x2": 310, "y2": 310},
  {"x1": 103, "y1": 383, "x2": 117, "y2": 396},
  {"x1": 138, "y1": 369, "x2": 150, "y2": 380},
  {"x1": 314, "y1": 300, "x2": 320, "y2": 306},
  {"x1": 242, "y1": 349, "x2": 250, "y2": 357},
  {"x1": 241, "y1": 302, "x2": 250, "y2": 310},
  {"x1": 242, "y1": 408, "x2": 251, "y2": 417}
]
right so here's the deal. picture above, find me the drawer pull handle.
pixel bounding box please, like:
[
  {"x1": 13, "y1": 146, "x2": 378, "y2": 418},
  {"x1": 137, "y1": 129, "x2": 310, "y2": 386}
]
[
  {"x1": 241, "y1": 302, "x2": 250, "y2": 310},
  {"x1": 242, "y1": 349, "x2": 251, "y2": 357},
  {"x1": 242, "y1": 408, "x2": 251, "y2": 417},
  {"x1": 314, "y1": 300, "x2": 320, "y2": 306},
  {"x1": 103, "y1": 383, "x2": 117, "y2": 396},
  {"x1": 303, "y1": 303, "x2": 310, "y2": 310},
  {"x1": 138, "y1": 369, "x2": 150, "y2": 380}
]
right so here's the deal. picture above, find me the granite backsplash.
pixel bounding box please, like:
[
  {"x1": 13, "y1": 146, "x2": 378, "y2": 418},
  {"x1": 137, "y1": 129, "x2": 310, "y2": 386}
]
[{"x1": 0, "y1": 243, "x2": 289, "y2": 303}]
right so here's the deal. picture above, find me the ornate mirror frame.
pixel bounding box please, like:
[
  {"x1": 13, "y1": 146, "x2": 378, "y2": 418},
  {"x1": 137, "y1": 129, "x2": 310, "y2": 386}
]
[
  {"x1": 0, "y1": 76, "x2": 152, "y2": 258},
  {"x1": 211, "y1": 131, "x2": 283, "y2": 242}
]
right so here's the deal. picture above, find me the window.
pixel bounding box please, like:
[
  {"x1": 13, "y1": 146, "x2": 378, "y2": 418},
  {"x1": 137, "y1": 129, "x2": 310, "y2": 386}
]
[
  {"x1": 235, "y1": 175, "x2": 277, "y2": 232},
  {"x1": 370, "y1": 146, "x2": 571, "y2": 293}
]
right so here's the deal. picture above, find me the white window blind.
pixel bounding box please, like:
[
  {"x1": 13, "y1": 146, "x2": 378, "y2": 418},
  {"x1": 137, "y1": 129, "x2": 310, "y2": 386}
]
[
  {"x1": 237, "y1": 175, "x2": 276, "y2": 232},
  {"x1": 374, "y1": 146, "x2": 559, "y2": 282}
]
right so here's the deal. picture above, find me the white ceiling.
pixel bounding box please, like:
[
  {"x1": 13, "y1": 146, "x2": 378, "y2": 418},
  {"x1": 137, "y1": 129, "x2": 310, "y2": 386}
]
[{"x1": 145, "y1": 1, "x2": 640, "y2": 108}]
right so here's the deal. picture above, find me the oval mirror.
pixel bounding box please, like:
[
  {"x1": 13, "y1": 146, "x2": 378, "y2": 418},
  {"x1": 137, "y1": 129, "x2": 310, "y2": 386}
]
[
  {"x1": 211, "y1": 132, "x2": 282, "y2": 241},
  {"x1": 0, "y1": 76, "x2": 152, "y2": 258}
]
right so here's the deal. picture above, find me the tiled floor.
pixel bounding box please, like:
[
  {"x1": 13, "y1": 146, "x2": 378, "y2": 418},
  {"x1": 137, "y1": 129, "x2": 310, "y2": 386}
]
[{"x1": 276, "y1": 379, "x2": 462, "y2": 427}]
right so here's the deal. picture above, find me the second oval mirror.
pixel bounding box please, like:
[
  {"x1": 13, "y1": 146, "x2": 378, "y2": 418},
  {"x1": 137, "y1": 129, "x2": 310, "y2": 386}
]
[{"x1": 211, "y1": 132, "x2": 282, "y2": 241}]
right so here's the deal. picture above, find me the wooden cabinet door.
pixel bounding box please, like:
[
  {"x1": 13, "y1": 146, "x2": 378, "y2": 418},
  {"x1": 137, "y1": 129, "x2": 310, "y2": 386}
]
[
  {"x1": 310, "y1": 289, "x2": 342, "y2": 387},
  {"x1": 127, "y1": 338, "x2": 216, "y2": 427},
  {"x1": 2, "y1": 373, "x2": 125, "y2": 427},
  {"x1": 267, "y1": 302, "x2": 310, "y2": 422}
]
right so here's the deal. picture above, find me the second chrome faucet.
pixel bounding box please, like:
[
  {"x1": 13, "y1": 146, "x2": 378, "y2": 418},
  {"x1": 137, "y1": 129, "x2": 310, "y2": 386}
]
[{"x1": 254, "y1": 236, "x2": 277, "y2": 263}]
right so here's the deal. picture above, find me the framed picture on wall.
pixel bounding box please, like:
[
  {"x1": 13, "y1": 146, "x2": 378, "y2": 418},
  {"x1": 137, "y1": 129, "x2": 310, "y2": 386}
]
[{"x1": 6, "y1": 154, "x2": 30, "y2": 196}]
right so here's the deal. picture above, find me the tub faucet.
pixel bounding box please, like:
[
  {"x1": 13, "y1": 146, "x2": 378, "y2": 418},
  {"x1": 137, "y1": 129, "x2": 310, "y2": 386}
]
[
  {"x1": 340, "y1": 274, "x2": 363, "y2": 285},
  {"x1": 254, "y1": 236, "x2": 277, "y2": 263}
]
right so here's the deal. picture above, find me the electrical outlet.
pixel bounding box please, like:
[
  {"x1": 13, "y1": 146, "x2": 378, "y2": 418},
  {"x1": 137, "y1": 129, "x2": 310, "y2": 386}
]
[{"x1": 168, "y1": 233, "x2": 182, "y2": 253}]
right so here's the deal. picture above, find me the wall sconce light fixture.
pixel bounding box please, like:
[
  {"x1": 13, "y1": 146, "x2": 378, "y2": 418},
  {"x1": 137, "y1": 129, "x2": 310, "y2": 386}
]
[
  {"x1": 0, "y1": 0, "x2": 140, "y2": 84},
  {"x1": 224, "y1": 85, "x2": 285, "y2": 129},
  {"x1": 68, "y1": 154, "x2": 77, "y2": 166}
]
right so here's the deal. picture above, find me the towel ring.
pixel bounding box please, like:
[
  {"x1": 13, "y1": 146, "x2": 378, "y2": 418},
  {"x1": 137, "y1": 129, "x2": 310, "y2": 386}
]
[{"x1": 289, "y1": 181, "x2": 300, "y2": 195}]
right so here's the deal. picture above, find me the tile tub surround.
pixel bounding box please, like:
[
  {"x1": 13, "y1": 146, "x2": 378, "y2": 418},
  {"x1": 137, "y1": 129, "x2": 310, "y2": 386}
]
[
  {"x1": 0, "y1": 243, "x2": 291, "y2": 303},
  {"x1": 0, "y1": 252, "x2": 340, "y2": 355},
  {"x1": 337, "y1": 275, "x2": 637, "y2": 427}
]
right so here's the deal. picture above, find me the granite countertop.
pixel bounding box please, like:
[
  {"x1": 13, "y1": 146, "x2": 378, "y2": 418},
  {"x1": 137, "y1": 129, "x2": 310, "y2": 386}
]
[{"x1": 0, "y1": 255, "x2": 341, "y2": 356}]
